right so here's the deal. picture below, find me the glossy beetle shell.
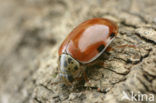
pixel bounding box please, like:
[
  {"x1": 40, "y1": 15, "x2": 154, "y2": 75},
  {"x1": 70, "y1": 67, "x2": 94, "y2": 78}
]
[{"x1": 59, "y1": 18, "x2": 118, "y2": 63}]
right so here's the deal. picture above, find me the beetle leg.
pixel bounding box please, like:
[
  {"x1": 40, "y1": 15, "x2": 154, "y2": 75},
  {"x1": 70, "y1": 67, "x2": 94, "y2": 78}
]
[
  {"x1": 74, "y1": 67, "x2": 89, "y2": 82},
  {"x1": 115, "y1": 44, "x2": 136, "y2": 49},
  {"x1": 83, "y1": 72, "x2": 89, "y2": 82},
  {"x1": 87, "y1": 59, "x2": 104, "y2": 67},
  {"x1": 106, "y1": 45, "x2": 136, "y2": 52}
]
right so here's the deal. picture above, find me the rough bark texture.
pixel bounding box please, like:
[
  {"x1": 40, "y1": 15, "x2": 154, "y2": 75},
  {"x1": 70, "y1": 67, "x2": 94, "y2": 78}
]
[{"x1": 0, "y1": 0, "x2": 156, "y2": 103}]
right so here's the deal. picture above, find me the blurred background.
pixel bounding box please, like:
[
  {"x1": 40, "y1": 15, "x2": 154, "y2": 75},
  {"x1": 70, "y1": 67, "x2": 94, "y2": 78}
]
[{"x1": 0, "y1": 0, "x2": 155, "y2": 103}]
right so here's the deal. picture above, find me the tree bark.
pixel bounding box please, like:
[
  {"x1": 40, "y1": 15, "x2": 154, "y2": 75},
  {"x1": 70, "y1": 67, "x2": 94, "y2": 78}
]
[{"x1": 0, "y1": 0, "x2": 156, "y2": 103}]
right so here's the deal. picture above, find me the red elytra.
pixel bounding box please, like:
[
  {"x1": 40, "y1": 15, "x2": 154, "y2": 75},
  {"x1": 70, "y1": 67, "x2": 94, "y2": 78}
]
[{"x1": 59, "y1": 18, "x2": 118, "y2": 63}]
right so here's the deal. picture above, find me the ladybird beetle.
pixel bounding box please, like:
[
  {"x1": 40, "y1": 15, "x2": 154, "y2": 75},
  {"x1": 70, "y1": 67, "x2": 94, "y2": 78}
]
[{"x1": 58, "y1": 18, "x2": 118, "y2": 85}]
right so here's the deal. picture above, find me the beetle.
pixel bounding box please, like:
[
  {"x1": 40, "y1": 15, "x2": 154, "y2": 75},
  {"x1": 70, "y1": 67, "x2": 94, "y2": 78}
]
[{"x1": 57, "y1": 18, "x2": 118, "y2": 85}]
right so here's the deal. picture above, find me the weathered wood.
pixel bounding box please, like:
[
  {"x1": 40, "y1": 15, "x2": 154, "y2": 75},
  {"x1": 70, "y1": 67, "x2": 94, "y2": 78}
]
[{"x1": 0, "y1": 0, "x2": 155, "y2": 103}]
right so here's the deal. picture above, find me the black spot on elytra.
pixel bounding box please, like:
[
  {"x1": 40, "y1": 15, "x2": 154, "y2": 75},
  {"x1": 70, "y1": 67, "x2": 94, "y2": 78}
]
[
  {"x1": 110, "y1": 33, "x2": 115, "y2": 39},
  {"x1": 64, "y1": 61, "x2": 67, "y2": 67},
  {"x1": 68, "y1": 58, "x2": 72, "y2": 64},
  {"x1": 74, "y1": 66, "x2": 78, "y2": 70},
  {"x1": 97, "y1": 44, "x2": 105, "y2": 52}
]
